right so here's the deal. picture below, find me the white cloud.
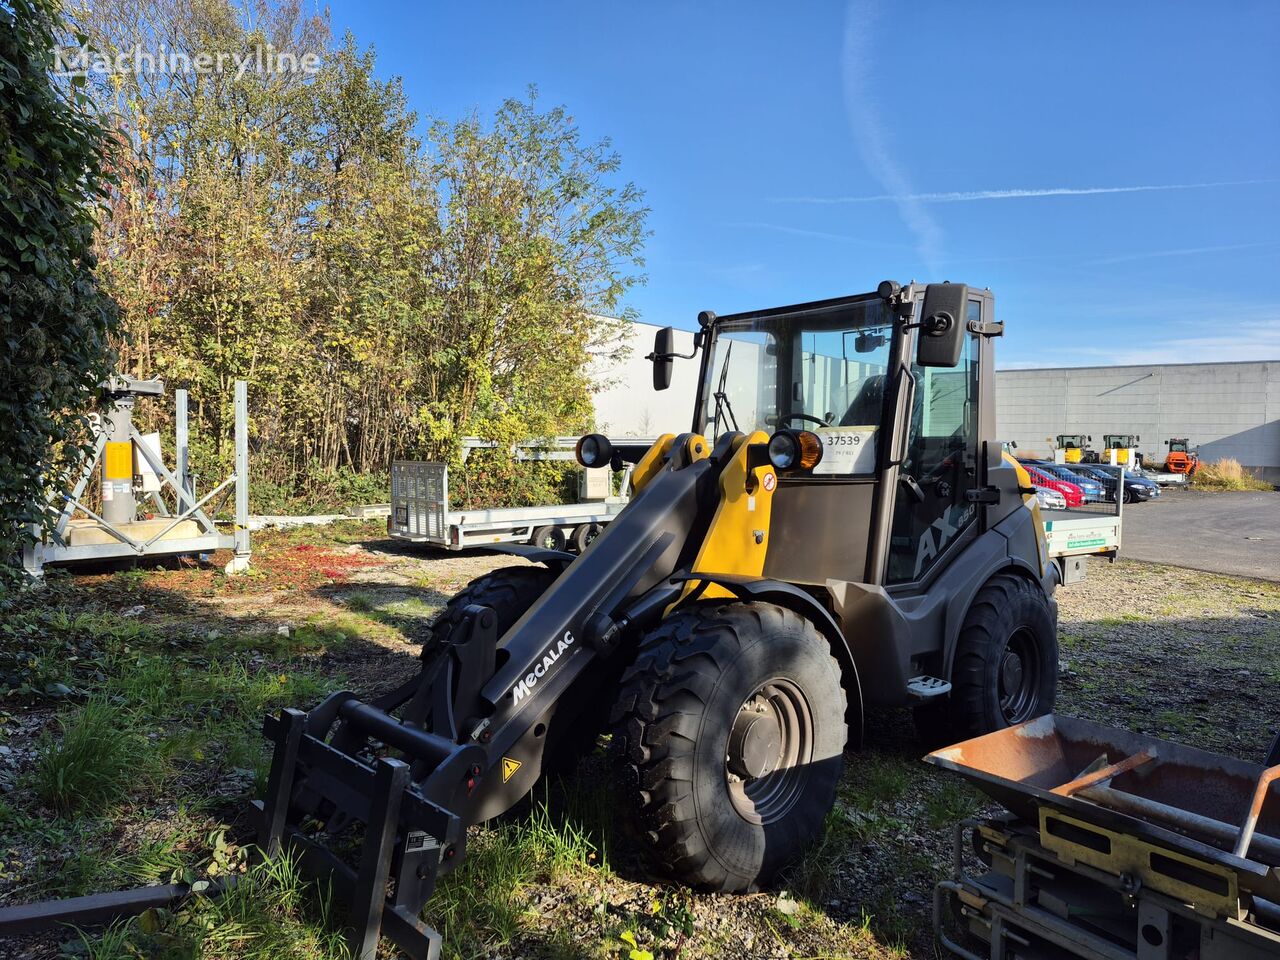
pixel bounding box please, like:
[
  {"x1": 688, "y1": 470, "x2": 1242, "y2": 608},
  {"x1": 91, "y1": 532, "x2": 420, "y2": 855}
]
[
  {"x1": 1084, "y1": 240, "x2": 1279, "y2": 266},
  {"x1": 726, "y1": 220, "x2": 917, "y2": 250},
  {"x1": 774, "y1": 178, "x2": 1280, "y2": 205},
  {"x1": 1002, "y1": 318, "x2": 1280, "y2": 368},
  {"x1": 841, "y1": 0, "x2": 943, "y2": 270}
]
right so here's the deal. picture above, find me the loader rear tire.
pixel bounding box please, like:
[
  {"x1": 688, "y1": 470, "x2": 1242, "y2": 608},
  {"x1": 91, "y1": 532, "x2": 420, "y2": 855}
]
[
  {"x1": 611, "y1": 602, "x2": 847, "y2": 892},
  {"x1": 916, "y1": 572, "x2": 1056, "y2": 746},
  {"x1": 427, "y1": 566, "x2": 602, "y2": 777},
  {"x1": 425, "y1": 566, "x2": 557, "y2": 654}
]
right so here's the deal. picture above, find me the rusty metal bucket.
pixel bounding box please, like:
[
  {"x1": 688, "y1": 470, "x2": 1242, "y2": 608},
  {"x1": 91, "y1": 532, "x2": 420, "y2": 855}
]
[{"x1": 926, "y1": 715, "x2": 1280, "y2": 902}]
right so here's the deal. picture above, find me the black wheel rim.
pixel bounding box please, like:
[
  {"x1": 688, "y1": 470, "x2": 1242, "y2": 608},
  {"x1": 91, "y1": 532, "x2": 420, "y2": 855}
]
[
  {"x1": 998, "y1": 627, "x2": 1041, "y2": 723},
  {"x1": 725, "y1": 678, "x2": 813, "y2": 825}
]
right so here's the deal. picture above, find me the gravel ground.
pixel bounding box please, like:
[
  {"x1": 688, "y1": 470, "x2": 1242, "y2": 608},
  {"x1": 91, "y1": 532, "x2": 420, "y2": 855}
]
[{"x1": 2, "y1": 527, "x2": 1277, "y2": 959}]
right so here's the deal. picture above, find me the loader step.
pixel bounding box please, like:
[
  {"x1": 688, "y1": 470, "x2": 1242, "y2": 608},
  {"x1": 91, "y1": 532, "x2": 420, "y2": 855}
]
[{"x1": 906, "y1": 675, "x2": 952, "y2": 700}]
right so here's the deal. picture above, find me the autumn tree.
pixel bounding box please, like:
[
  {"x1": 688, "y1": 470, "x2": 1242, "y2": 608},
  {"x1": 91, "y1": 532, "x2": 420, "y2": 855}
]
[{"x1": 77, "y1": 0, "x2": 648, "y2": 508}]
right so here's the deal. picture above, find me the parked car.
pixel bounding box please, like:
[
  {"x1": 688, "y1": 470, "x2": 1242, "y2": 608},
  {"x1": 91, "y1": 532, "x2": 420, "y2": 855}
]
[
  {"x1": 1033, "y1": 485, "x2": 1068, "y2": 510},
  {"x1": 1020, "y1": 463, "x2": 1084, "y2": 507},
  {"x1": 1066, "y1": 463, "x2": 1160, "y2": 503},
  {"x1": 1121, "y1": 465, "x2": 1163, "y2": 500},
  {"x1": 1023, "y1": 460, "x2": 1108, "y2": 503}
]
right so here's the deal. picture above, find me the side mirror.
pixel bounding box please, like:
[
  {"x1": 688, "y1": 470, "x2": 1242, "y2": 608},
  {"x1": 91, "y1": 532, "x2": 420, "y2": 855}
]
[
  {"x1": 916, "y1": 283, "x2": 969, "y2": 367},
  {"x1": 651, "y1": 326, "x2": 675, "y2": 391}
]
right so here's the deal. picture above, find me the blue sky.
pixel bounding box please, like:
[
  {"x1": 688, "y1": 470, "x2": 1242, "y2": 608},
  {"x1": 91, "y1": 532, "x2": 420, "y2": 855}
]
[{"x1": 325, "y1": 0, "x2": 1279, "y2": 367}]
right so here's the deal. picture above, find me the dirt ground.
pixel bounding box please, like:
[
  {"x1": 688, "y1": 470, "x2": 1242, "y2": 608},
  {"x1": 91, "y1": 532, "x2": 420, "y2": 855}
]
[{"x1": 1, "y1": 522, "x2": 1277, "y2": 959}]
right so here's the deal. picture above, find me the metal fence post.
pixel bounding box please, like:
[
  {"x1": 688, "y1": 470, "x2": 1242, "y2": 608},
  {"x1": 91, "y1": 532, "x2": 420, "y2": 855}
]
[
  {"x1": 175, "y1": 389, "x2": 191, "y2": 499},
  {"x1": 225, "y1": 380, "x2": 251, "y2": 573}
]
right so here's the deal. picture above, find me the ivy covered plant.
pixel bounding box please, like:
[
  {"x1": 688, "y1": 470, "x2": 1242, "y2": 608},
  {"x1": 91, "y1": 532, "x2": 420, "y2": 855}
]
[{"x1": 0, "y1": 0, "x2": 120, "y2": 564}]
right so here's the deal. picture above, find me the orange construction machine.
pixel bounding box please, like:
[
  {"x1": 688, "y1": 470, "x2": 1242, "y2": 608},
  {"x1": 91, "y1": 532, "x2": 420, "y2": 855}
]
[{"x1": 1164, "y1": 437, "x2": 1199, "y2": 476}]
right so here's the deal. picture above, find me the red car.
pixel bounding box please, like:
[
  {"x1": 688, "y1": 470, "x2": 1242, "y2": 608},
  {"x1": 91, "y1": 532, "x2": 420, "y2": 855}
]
[{"x1": 1022, "y1": 464, "x2": 1084, "y2": 507}]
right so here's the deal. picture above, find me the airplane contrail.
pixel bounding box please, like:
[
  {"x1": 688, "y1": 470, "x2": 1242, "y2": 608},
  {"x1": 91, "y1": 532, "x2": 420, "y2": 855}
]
[{"x1": 773, "y1": 178, "x2": 1280, "y2": 204}]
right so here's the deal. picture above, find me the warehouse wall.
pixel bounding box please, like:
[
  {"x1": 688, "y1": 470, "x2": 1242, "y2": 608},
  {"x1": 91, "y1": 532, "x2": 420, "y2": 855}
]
[
  {"x1": 590, "y1": 321, "x2": 700, "y2": 435},
  {"x1": 995, "y1": 361, "x2": 1280, "y2": 481}
]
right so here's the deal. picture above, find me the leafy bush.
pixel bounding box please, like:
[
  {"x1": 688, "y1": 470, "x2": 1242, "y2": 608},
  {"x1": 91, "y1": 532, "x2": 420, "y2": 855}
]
[
  {"x1": 249, "y1": 465, "x2": 390, "y2": 516},
  {"x1": 0, "y1": 0, "x2": 120, "y2": 562},
  {"x1": 1191, "y1": 458, "x2": 1273, "y2": 492}
]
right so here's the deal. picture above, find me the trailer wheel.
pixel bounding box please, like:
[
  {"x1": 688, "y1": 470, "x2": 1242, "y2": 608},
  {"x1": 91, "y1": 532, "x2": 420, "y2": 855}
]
[
  {"x1": 611, "y1": 602, "x2": 847, "y2": 892},
  {"x1": 425, "y1": 566, "x2": 557, "y2": 653},
  {"x1": 530, "y1": 525, "x2": 567, "y2": 551},
  {"x1": 570, "y1": 522, "x2": 600, "y2": 553},
  {"x1": 917, "y1": 572, "x2": 1057, "y2": 745}
]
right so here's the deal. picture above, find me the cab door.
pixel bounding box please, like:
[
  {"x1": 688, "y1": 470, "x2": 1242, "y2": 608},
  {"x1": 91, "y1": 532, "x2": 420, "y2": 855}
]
[{"x1": 885, "y1": 300, "x2": 983, "y2": 585}]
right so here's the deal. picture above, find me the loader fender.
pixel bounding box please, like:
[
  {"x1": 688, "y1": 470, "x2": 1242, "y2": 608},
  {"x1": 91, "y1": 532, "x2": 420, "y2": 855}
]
[
  {"x1": 484, "y1": 542, "x2": 576, "y2": 569},
  {"x1": 670, "y1": 572, "x2": 864, "y2": 746}
]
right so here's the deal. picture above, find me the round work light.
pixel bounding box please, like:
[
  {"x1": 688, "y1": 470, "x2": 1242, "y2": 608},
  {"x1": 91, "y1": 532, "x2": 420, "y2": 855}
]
[{"x1": 575, "y1": 434, "x2": 613, "y2": 469}]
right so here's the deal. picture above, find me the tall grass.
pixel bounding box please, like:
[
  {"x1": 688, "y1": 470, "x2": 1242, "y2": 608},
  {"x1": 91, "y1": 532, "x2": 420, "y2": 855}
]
[
  {"x1": 1192, "y1": 457, "x2": 1274, "y2": 491},
  {"x1": 33, "y1": 699, "x2": 157, "y2": 817}
]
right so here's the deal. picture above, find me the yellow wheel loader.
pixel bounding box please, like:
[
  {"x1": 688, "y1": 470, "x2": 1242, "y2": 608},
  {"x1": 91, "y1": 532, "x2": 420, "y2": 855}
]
[
  {"x1": 254, "y1": 281, "x2": 1060, "y2": 958},
  {"x1": 1055, "y1": 434, "x2": 1094, "y2": 464},
  {"x1": 1104, "y1": 433, "x2": 1142, "y2": 466}
]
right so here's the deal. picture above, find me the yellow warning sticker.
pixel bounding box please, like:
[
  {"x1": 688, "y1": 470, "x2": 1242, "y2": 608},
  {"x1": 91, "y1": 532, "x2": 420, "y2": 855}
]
[{"x1": 501, "y1": 757, "x2": 522, "y2": 783}]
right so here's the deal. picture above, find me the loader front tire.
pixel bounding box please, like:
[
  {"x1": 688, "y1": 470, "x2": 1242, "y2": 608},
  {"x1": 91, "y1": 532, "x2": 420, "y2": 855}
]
[{"x1": 611, "y1": 602, "x2": 847, "y2": 892}]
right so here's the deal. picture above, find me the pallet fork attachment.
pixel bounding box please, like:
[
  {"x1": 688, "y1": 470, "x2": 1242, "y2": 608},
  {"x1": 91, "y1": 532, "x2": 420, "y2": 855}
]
[{"x1": 254, "y1": 604, "x2": 504, "y2": 959}]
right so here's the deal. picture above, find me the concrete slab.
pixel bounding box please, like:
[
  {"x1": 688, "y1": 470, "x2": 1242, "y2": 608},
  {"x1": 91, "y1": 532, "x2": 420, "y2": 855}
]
[
  {"x1": 65, "y1": 517, "x2": 202, "y2": 546},
  {"x1": 1119, "y1": 488, "x2": 1280, "y2": 581}
]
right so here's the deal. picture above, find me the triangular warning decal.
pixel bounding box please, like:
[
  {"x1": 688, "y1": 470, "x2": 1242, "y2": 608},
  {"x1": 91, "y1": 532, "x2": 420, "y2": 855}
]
[{"x1": 501, "y1": 757, "x2": 522, "y2": 783}]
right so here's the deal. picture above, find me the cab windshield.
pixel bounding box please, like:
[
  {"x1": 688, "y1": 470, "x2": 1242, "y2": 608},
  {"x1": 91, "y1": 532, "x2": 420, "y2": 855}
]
[{"x1": 698, "y1": 297, "x2": 895, "y2": 471}]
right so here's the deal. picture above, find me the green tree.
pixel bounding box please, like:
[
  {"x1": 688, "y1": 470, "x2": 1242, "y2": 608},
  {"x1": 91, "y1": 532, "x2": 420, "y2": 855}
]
[
  {"x1": 0, "y1": 0, "x2": 120, "y2": 560},
  {"x1": 417, "y1": 90, "x2": 648, "y2": 460},
  {"x1": 79, "y1": 1, "x2": 649, "y2": 510}
]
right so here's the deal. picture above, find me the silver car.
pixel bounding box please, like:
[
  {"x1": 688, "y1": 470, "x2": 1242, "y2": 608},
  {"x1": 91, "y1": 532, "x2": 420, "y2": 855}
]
[{"x1": 1034, "y1": 485, "x2": 1067, "y2": 510}]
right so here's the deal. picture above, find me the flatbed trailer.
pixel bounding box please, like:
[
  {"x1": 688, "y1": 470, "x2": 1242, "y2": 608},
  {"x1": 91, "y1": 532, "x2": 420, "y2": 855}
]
[
  {"x1": 388, "y1": 459, "x2": 627, "y2": 552},
  {"x1": 1140, "y1": 469, "x2": 1188, "y2": 486},
  {"x1": 1039, "y1": 465, "x2": 1124, "y2": 584}
]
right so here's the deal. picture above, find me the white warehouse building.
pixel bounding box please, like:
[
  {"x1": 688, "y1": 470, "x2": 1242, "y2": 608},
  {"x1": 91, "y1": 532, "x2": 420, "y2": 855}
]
[{"x1": 593, "y1": 321, "x2": 1280, "y2": 482}]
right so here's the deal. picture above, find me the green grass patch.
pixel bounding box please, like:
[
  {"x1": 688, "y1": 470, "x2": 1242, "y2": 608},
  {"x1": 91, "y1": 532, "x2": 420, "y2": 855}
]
[
  {"x1": 842, "y1": 753, "x2": 912, "y2": 810},
  {"x1": 923, "y1": 781, "x2": 982, "y2": 830},
  {"x1": 63, "y1": 851, "x2": 349, "y2": 960},
  {"x1": 434, "y1": 792, "x2": 608, "y2": 960},
  {"x1": 786, "y1": 803, "x2": 862, "y2": 902},
  {"x1": 343, "y1": 590, "x2": 374, "y2": 612},
  {"x1": 33, "y1": 699, "x2": 159, "y2": 817}
]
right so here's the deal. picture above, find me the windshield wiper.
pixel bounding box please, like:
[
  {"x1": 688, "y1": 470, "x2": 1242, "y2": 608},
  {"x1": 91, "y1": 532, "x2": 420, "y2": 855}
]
[{"x1": 711, "y1": 342, "x2": 739, "y2": 434}]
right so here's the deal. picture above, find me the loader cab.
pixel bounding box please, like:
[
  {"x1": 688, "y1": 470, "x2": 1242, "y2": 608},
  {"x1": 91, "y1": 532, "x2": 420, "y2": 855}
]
[{"x1": 686, "y1": 282, "x2": 1001, "y2": 591}]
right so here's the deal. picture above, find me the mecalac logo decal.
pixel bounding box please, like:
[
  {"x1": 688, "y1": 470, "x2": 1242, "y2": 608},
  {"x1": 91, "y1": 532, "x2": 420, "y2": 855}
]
[{"x1": 511, "y1": 631, "x2": 575, "y2": 704}]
